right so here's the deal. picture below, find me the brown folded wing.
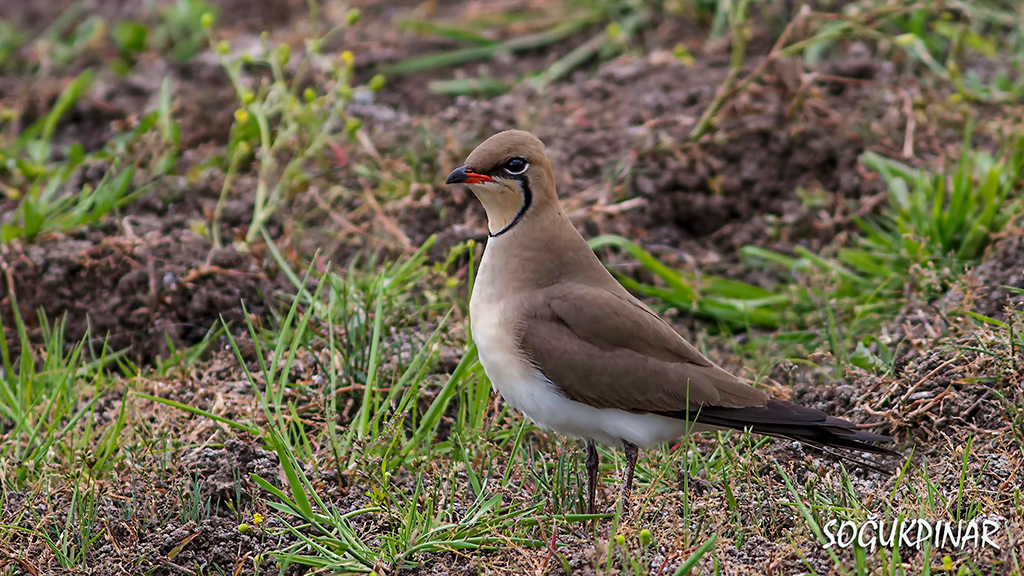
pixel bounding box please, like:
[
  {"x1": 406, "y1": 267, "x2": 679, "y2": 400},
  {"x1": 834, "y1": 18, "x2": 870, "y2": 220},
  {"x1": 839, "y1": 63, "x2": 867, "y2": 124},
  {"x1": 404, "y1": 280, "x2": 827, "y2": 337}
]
[
  {"x1": 516, "y1": 283, "x2": 896, "y2": 459},
  {"x1": 516, "y1": 283, "x2": 769, "y2": 412}
]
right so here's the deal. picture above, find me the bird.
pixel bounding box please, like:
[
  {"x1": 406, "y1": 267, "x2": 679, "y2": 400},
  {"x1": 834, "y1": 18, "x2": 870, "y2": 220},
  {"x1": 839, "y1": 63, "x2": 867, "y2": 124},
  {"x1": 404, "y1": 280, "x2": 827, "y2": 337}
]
[{"x1": 445, "y1": 129, "x2": 896, "y2": 515}]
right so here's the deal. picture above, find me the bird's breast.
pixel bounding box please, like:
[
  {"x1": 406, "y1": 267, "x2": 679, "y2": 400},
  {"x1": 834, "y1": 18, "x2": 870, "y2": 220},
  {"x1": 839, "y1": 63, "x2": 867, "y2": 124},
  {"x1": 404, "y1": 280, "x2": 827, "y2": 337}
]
[
  {"x1": 470, "y1": 286, "x2": 564, "y2": 425},
  {"x1": 469, "y1": 293, "x2": 530, "y2": 394}
]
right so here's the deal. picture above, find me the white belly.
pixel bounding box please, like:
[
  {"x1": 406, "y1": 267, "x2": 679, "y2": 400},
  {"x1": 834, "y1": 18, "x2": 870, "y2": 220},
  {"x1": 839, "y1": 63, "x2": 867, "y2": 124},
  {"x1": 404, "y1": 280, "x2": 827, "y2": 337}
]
[{"x1": 471, "y1": 302, "x2": 694, "y2": 449}]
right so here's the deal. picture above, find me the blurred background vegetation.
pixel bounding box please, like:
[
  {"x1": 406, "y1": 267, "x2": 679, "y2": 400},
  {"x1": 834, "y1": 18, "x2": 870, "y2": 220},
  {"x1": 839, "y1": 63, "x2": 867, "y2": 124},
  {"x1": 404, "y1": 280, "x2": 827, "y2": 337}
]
[{"x1": 1, "y1": 0, "x2": 1023, "y2": 574}]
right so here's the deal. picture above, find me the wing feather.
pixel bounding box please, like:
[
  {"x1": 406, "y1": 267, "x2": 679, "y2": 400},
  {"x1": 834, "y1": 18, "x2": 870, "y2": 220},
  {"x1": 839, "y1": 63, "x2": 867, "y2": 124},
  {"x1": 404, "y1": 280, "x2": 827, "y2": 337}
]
[
  {"x1": 514, "y1": 283, "x2": 895, "y2": 460},
  {"x1": 516, "y1": 284, "x2": 768, "y2": 412}
]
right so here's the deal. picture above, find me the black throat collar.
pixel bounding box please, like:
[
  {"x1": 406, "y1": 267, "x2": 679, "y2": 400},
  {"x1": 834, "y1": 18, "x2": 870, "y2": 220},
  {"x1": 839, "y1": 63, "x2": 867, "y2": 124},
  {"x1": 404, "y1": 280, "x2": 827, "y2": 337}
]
[{"x1": 490, "y1": 175, "x2": 532, "y2": 237}]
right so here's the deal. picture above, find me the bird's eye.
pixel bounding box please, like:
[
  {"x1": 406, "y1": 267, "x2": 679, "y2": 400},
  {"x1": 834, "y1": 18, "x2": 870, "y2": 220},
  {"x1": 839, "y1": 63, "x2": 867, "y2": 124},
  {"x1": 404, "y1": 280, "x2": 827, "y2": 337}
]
[{"x1": 503, "y1": 157, "x2": 529, "y2": 175}]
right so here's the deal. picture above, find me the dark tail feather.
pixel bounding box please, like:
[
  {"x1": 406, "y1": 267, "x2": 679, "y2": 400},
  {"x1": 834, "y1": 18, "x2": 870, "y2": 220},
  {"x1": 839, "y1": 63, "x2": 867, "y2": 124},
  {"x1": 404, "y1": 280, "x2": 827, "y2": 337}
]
[{"x1": 656, "y1": 398, "x2": 900, "y2": 472}]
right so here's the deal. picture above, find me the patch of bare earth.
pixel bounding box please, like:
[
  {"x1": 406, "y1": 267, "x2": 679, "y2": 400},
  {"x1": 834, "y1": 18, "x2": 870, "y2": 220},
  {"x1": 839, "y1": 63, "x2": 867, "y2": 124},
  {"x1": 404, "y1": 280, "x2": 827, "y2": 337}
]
[
  {"x1": 359, "y1": 39, "x2": 980, "y2": 291},
  {"x1": 788, "y1": 258, "x2": 1024, "y2": 573},
  {"x1": 0, "y1": 0, "x2": 302, "y2": 358}
]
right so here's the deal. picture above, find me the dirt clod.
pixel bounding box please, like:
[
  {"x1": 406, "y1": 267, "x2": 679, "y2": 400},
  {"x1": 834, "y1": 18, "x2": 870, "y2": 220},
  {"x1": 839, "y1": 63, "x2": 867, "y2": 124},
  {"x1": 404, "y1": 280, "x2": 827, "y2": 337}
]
[{"x1": 1, "y1": 229, "x2": 271, "y2": 360}]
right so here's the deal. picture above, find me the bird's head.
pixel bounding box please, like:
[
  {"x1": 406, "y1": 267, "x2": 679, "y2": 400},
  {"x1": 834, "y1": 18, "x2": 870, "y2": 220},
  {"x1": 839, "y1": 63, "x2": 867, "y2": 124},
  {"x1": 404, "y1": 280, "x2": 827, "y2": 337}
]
[{"x1": 445, "y1": 130, "x2": 557, "y2": 237}]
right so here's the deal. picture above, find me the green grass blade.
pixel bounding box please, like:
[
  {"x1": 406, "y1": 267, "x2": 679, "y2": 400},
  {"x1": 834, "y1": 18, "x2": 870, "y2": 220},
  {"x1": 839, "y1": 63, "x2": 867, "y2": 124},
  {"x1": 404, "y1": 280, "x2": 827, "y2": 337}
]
[
  {"x1": 380, "y1": 18, "x2": 594, "y2": 75},
  {"x1": 132, "y1": 391, "x2": 260, "y2": 434}
]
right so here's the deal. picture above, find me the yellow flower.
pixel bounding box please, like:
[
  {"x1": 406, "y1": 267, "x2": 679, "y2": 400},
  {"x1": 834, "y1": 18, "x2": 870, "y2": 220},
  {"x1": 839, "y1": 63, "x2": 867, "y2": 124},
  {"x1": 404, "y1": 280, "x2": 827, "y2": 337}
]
[
  {"x1": 341, "y1": 51, "x2": 355, "y2": 67},
  {"x1": 606, "y1": 22, "x2": 623, "y2": 42},
  {"x1": 673, "y1": 43, "x2": 696, "y2": 67},
  {"x1": 253, "y1": 512, "x2": 263, "y2": 525},
  {"x1": 234, "y1": 109, "x2": 250, "y2": 124}
]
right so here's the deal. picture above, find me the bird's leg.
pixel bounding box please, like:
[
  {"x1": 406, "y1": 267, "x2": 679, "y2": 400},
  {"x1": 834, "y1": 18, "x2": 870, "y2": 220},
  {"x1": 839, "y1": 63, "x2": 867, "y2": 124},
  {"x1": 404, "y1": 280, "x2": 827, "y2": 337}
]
[
  {"x1": 585, "y1": 439, "x2": 599, "y2": 515},
  {"x1": 621, "y1": 440, "x2": 639, "y2": 506}
]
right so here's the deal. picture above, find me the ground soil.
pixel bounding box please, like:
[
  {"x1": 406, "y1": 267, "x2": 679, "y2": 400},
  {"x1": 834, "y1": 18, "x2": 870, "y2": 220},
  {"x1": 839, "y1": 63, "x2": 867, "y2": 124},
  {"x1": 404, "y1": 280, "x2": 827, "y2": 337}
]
[
  {"x1": 959, "y1": 230, "x2": 1024, "y2": 319},
  {"x1": 431, "y1": 51, "x2": 893, "y2": 254},
  {"x1": 2, "y1": 0, "x2": 1021, "y2": 574},
  {"x1": 1, "y1": 226, "x2": 272, "y2": 360},
  {"x1": 0, "y1": 0, "x2": 979, "y2": 355},
  {"x1": 3, "y1": 437, "x2": 297, "y2": 575}
]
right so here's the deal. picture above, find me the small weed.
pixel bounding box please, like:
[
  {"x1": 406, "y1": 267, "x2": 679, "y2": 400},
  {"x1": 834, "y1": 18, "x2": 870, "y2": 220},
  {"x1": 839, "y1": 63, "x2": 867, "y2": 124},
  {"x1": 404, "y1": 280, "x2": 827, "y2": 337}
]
[
  {"x1": 109, "y1": 19, "x2": 150, "y2": 73},
  {"x1": 1, "y1": 72, "x2": 179, "y2": 242},
  {"x1": 201, "y1": 16, "x2": 376, "y2": 246},
  {"x1": 153, "y1": 0, "x2": 219, "y2": 63},
  {"x1": 0, "y1": 300, "x2": 120, "y2": 490},
  {"x1": 0, "y1": 20, "x2": 25, "y2": 69},
  {"x1": 852, "y1": 131, "x2": 1024, "y2": 276},
  {"x1": 606, "y1": 128, "x2": 1024, "y2": 358},
  {"x1": 383, "y1": 0, "x2": 651, "y2": 95}
]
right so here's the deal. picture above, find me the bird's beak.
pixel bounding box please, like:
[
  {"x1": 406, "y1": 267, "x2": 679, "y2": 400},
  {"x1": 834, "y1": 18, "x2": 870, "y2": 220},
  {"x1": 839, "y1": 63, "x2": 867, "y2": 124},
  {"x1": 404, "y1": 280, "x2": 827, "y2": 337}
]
[{"x1": 446, "y1": 166, "x2": 493, "y2": 185}]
